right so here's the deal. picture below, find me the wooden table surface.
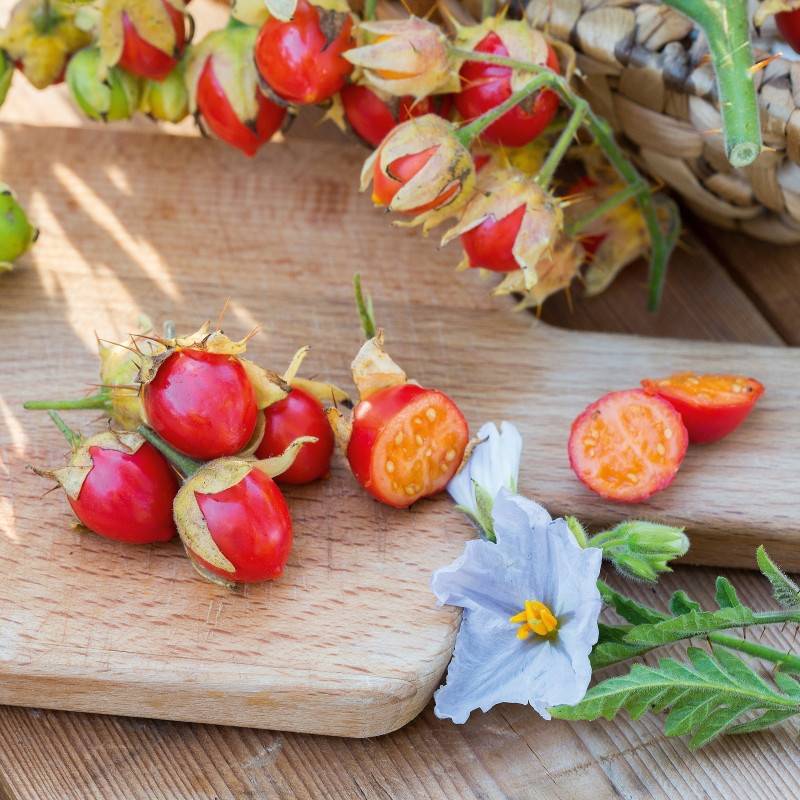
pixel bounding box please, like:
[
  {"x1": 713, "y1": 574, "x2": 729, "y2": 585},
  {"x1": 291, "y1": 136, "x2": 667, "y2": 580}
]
[{"x1": 3, "y1": 14, "x2": 800, "y2": 797}]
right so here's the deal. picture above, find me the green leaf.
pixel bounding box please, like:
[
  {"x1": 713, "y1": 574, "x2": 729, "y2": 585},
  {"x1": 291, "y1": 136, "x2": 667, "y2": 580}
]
[
  {"x1": 472, "y1": 482, "x2": 496, "y2": 543},
  {"x1": 725, "y1": 708, "x2": 800, "y2": 736},
  {"x1": 591, "y1": 625, "x2": 655, "y2": 670},
  {"x1": 715, "y1": 577, "x2": 742, "y2": 609},
  {"x1": 597, "y1": 581, "x2": 669, "y2": 626},
  {"x1": 624, "y1": 607, "x2": 757, "y2": 646},
  {"x1": 549, "y1": 647, "x2": 800, "y2": 747},
  {"x1": 689, "y1": 698, "x2": 759, "y2": 749},
  {"x1": 773, "y1": 672, "x2": 800, "y2": 699},
  {"x1": 670, "y1": 590, "x2": 701, "y2": 616},
  {"x1": 757, "y1": 546, "x2": 800, "y2": 609}
]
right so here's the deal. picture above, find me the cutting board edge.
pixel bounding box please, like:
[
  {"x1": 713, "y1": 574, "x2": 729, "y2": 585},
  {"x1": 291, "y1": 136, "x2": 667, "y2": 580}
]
[{"x1": 0, "y1": 660, "x2": 450, "y2": 737}]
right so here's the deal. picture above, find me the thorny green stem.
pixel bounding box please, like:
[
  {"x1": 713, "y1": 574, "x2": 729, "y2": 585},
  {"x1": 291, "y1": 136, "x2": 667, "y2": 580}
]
[
  {"x1": 137, "y1": 425, "x2": 202, "y2": 477},
  {"x1": 448, "y1": 45, "x2": 679, "y2": 310},
  {"x1": 659, "y1": 0, "x2": 761, "y2": 167},
  {"x1": 707, "y1": 632, "x2": 800, "y2": 675},
  {"x1": 594, "y1": 580, "x2": 800, "y2": 672},
  {"x1": 566, "y1": 183, "x2": 643, "y2": 237},
  {"x1": 24, "y1": 392, "x2": 112, "y2": 412},
  {"x1": 48, "y1": 411, "x2": 82, "y2": 451},
  {"x1": 536, "y1": 104, "x2": 583, "y2": 190}
]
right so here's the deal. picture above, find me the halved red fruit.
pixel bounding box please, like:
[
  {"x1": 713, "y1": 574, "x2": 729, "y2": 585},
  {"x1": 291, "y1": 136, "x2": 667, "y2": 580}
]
[
  {"x1": 347, "y1": 383, "x2": 469, "y2": 508},
  {"x1": 569, "y1": 389, "x2": 688, "y2": 503},
  {"x1": 641, "y1": 372, "x2": 765, "y2": 444}
]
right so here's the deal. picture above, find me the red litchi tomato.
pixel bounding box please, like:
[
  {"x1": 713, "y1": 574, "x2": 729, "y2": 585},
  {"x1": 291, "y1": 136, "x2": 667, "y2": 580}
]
[
  {"x1": 347, "y1": 383, "x2": 469, "y2": 508},
  {"x1": 254, "y1": 0, "x2": 353, "y2": 105},
  {"x1": 569, "y1": 389, "x2": 688, "y2": 503},
  {"x1": 455, "y1": 32, "x2": 559, "y2": 148},
  {"x1": 142, "y1": 348, "x2": 258, "y2": 460},
  {"x1": 255, "y1": 386, "x2": 335, "y2": 484},
  {"x1": 117, "y1": 0, "x2": 187, "y2": 82},
  {"x1": 641, "y1": 372, "x2": 765, "y2": 444}
]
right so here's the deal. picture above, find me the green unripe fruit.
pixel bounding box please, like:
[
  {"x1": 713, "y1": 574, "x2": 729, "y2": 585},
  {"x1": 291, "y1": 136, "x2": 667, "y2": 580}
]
[
  {"x1": 0, "y1": 184, "x2": 37, "y2": 269},
  {"x1": 0, "y1": 50, "x2": 13, "y2": 108},
  {"x1": 66, "y1": 46, "x2": 142, "y2": 121},
  {"x1": 140, "y1": 63, "x2": 188, "y2": 123}
]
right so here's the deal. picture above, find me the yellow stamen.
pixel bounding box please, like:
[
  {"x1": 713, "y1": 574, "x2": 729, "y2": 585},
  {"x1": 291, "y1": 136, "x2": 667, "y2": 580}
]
[{"x1": 509, "y1": 600, "x2": 558, "y2": 639}]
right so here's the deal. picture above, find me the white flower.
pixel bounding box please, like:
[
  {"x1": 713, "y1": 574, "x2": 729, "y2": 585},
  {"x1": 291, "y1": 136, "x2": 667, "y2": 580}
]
[
  {"x1": 431, "y1": 488, "x2": 602, "y2": 723},
  {"x1": 447, "y1": 421, "x2": 522, "y2": 540}
]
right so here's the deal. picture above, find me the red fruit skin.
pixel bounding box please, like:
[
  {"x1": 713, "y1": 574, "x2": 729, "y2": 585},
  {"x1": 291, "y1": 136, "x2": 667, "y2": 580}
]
[
  {"x1": 371, "y1": 145, "x2": 459, "y2": 213},
  {"x1": 117, "y1": 1, "x2": 186, "y2": 82},
  {"x1": 68, "y1": 443, "x2": 179, "y2": 543},
  {"x1": 641, "y1": 376, "x2": 765, "y2": 444},
  {"x1": 347, "y1": 383, "x2": 469, "y2": 508},
  {"x1": 459, "y1": 203, "x2": 526, "y2": 272},
  {"x1": 196, "y1": 57, "x2": 287, "y2": 157},
  {"x1": 568, "y1": 389, "x2": 689, "y2": 503},
  {"x1": 254, "y1": 0, "x2": 353, "y2": 105},
  {"x1": 193, "y1": 469, "x2": 293, "y2": 583},
  {"x1": 777, "y1": 10, "x2": 800, "y2": 55},
  {"x1": 340, "y1": 84, "x2": 450, "y2": 148},
  {"x1": 143, "y1": 349, "x2": 258, "y2": 461},
  {"x1": 455, "y1": 33, "x2": 559, "y2": 147},
  {"x1": 254, "y1": 386, "x2": 335, "y2": 484}
]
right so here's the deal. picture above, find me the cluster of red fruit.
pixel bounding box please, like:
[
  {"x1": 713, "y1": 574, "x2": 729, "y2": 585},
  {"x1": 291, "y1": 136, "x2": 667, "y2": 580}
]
[{"x1": 29, "y1": 320, "x2": 470, "y2": 588}]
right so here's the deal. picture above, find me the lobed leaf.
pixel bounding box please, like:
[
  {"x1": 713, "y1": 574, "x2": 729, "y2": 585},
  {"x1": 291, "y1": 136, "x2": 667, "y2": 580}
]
[
  {"x1": 624, "y1": 607, "x2": 757, "y2": 646},
  {"x1": 669, "y1": 590, "x2": 701, "y2": 616},
  {"x1": 550, "y1": 647, "x2": 800, "y2": 747},
  {"x1": 597, "y1": 581, "x2": 669, "y2": 626},
  {"x1": 757, "y1": 546, "x2": 800, "y2": 609},
  {"x1": 714, "y1": 577, "x2": 743, "y2": 610}
]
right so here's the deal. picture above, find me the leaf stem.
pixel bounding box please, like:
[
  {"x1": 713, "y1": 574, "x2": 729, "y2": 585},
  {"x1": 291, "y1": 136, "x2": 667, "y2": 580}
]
[
  {"x1": 536, "y1": 104, "x2": 584, "y2": 190},
  {"x1": 353, "y1": 273, "x2": 376, "y2": 340},
  {"x1": 24, "y1": 392, "x2": 112, "y2": 412},
  {"x1": 137, "y1": 425, "x2": 202, "y2": 477},
  {"x1": 566, "y1": 182, "x2": 644, "y2": 237},
  {"x1": 47, "y1": 411, "x2": 82, "y2": 451}
]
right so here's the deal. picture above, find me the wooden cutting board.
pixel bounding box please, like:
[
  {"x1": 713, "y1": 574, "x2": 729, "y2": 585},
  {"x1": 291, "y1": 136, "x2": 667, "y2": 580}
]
[{"x1": 0, "y1": 123, "x2": 797, "y2": 737}]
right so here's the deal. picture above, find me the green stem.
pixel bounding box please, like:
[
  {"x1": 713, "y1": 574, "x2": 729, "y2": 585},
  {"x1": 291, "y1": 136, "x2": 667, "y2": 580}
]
[
  {"x1": 363, "y1": 0, "x2": 376, "y2": 20},
  {"x1": 137, "y1": 425, "x2": 202, "y2": 477},
  {"x1": 163, "y1": 320, "x2": 176, "y2": 341},
  {"x1": 658, "y1": 0, "x2": 760, "y2": 167},
  {"x1": 353, "y1": 273, "x2": 376, "y2": 340},
  {"x1": 708, "y1": 632, "x2": 800, "y2": 675},
  {"x1": 48, "y1": 411, "x2": 82, "y2": 451},
  {"x1": 455, "y1": 72, "x2": 552, "y2": 147},
  {"x1": 481, "y1": 0, "x2": 493, "y2": 21},
  {"x1": 566, "y1": 182, "x2": 644, "y2": 237},
  {"x1": 447, "y1": 46, "x2": 678, "y2": 310},
  {"x1": 536, "y1": 104, "x2": 584, "y2": 189},
  {"x1": 24, "y1": 392, "x2": 112, "y2": 412}
]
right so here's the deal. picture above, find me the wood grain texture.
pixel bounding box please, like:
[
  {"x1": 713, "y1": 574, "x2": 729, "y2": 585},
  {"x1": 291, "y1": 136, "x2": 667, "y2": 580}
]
[
  {"x1": 1, "y1": 122, "x2": 800, "y2": 743},
  {"x1": 2, "y1": 116, "x2": 800, "y2": 797}
]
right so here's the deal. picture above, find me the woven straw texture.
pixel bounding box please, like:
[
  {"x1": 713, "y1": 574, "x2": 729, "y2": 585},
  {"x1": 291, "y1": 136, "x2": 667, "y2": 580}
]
[{"x1": 523, "y1": 0, "x2": 800, "y2": 243}]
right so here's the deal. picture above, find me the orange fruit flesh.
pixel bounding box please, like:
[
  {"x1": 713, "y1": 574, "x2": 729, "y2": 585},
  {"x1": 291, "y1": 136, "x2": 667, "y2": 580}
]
[
  {"x1": 571, "y1": 391, "x2": 687, "y2": 502},
  {"x1": 372, "y1": 393, "x2": 467, "y2": 507},
  {"x1": 645, "y1": 372, "x2": 762, "y2": 407}
]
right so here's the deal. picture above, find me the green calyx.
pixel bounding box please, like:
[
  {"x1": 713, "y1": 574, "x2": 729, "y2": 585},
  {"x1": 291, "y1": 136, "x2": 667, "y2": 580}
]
[{"x1": 66, "y1": 46, "x2": 142, "y2": 121}]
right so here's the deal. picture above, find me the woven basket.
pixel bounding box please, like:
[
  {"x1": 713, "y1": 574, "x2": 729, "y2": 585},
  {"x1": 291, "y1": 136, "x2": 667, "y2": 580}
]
[{"x1": 517, "y1": 0, "x2": 800, "y2": 244}]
